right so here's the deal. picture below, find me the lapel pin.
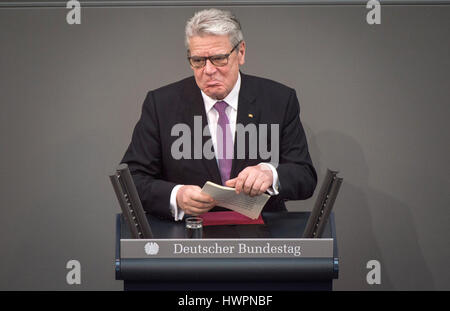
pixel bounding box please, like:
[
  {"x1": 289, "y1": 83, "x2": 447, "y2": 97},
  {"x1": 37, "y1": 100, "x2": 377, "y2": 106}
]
[{"x1": 248, "y1": 113, "x2": 254, "y2": 118}]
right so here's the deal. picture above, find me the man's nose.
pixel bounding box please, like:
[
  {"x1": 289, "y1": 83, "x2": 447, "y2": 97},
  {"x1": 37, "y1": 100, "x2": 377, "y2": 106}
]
[{"x1": 204, "y1": 59, "x2": 217, "y2": 75}]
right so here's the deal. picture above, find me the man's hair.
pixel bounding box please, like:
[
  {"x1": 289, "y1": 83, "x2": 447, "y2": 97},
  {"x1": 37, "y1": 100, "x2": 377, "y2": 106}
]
[{"x1": 185, "y1": 8, "x2": 244, "y2": 50}]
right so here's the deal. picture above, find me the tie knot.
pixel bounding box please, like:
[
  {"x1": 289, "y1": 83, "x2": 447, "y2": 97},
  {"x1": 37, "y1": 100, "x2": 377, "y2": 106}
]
[{"x1": 214, "y1": 101, "x2": 228, "y2": 114}]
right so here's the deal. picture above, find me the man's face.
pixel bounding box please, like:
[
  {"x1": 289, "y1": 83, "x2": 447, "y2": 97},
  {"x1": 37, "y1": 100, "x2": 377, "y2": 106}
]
[{"x1": 188, "y1": 35, "x2": 246, "y2": 100}]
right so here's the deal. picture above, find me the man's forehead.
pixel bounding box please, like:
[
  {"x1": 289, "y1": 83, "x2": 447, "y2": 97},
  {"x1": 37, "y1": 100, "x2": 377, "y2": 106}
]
[{"x1": 188, "y1": 35, "x2": 232, "y2": 55}]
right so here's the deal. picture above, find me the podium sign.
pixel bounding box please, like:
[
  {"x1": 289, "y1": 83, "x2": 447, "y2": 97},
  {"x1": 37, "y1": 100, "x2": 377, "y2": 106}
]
[{"x1": 120, "y1": 238, "x2": 333, "y2": 259}]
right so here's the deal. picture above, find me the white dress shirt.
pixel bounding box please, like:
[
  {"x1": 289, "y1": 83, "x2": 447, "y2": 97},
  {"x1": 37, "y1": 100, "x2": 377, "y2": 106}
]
[{"x1": 170, "y1": 73, "x2": 279, "y2": 221}]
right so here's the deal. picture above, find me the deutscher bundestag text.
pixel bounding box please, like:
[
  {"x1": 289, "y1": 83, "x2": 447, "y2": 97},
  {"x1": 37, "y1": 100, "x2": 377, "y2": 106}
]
[{"x1": 173, "y1": 242, "x2": 301, "y2": 256}]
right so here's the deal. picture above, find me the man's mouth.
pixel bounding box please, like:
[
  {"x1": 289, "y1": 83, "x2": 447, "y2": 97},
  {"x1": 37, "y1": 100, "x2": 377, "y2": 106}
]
[{"x1": 206, "y1": 81, "x2": 221, "y2": 87}]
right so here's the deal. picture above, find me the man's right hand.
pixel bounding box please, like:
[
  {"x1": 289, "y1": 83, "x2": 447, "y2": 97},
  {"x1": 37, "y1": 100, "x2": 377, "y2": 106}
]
[{"x1": 176, "y1": 185, "x2": 216, "y2": 216}]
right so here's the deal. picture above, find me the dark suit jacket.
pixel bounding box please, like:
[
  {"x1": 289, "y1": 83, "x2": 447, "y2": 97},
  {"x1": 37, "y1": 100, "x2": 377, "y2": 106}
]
[{"x1": 121, "y1": 72, "x2": 317, "y2": 219}]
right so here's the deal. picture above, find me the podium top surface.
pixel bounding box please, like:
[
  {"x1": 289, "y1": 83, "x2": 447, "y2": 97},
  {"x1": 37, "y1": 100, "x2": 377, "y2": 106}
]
[{"x1": 119, "y1": 211, "x2": 334, "y2": 240}]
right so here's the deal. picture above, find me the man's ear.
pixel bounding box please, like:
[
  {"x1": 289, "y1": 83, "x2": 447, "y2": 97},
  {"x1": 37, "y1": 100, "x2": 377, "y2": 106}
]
[{"x1": 238, "y1": 41, "x2": 246, "y2": 66}]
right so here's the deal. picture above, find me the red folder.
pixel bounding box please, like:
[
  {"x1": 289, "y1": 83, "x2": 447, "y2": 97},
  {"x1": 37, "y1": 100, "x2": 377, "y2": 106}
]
[{"x1": 200, "y1": 211, "x2": 264, "y2": 226}]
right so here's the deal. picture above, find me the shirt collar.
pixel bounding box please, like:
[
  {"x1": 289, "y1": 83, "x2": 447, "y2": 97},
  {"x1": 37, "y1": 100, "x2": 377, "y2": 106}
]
[{"x1": 201, "y1": 72, "x2": 241, "y2": 113}]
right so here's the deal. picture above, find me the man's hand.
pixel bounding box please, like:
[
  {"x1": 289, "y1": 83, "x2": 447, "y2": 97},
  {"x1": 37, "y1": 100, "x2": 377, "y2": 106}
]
[
  {"x1": 225, "y1": 165, "x2": 273, "y2": 197},
  {"x1": 176, "y1": 185, "x2": 216, "y2": 216}
]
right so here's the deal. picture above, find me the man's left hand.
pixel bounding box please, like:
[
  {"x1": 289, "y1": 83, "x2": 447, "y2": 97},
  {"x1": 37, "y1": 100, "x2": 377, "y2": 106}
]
[{"x1": 225, "y1": 165, "x2": 273, "y2": 197}]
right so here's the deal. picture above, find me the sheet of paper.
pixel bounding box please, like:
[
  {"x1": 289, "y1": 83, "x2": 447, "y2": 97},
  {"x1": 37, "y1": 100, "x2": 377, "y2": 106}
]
[{"x1": 201, "y1": 181, "x2": 270, "y2": 219}]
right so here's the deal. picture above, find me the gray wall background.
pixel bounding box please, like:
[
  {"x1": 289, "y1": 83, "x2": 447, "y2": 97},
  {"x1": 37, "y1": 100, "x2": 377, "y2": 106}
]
[{"x1": 0, "y1": 4, "x2": 449, "y2": 290}]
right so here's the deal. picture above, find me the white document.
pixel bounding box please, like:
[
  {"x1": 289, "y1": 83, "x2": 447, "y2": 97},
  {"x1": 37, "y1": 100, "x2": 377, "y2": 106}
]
[{"x1": 201, "y1": 181, "x2": 270, "y2": 219}]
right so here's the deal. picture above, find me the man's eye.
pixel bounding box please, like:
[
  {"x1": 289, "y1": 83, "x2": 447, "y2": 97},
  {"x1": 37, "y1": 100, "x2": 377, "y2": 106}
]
[
  {"x1": 191, "y1": 57, "x2": 204, "y2": 63},
  {"x1": 211, "y1": 55, "x2": 226, "y2": 61}
]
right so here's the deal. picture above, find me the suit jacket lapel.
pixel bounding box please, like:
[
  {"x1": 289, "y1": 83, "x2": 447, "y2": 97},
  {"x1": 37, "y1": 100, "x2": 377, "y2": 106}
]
[
  {"x1": 181, "y1": 78, "x2": 223, "y2": 184},
  {"x1": 231, "y1": 73, "x2": 260, "y2": 178}
]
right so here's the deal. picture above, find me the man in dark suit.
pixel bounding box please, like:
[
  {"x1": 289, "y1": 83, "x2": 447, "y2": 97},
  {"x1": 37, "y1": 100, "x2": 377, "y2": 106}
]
[{"x1": 121, "y1": 9, "x2": 317, "y2": 220}]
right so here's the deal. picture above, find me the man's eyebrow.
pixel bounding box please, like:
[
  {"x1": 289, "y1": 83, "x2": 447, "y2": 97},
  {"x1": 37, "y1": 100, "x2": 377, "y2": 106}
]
[{"x1": 190, "y1": 52, "x2": 228, "y2": 57}]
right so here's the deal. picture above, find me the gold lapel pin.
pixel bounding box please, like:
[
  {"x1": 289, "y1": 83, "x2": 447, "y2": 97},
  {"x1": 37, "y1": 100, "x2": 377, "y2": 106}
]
[{"x1": 248, "y1": 113, "x2": 254, "y2": 118}]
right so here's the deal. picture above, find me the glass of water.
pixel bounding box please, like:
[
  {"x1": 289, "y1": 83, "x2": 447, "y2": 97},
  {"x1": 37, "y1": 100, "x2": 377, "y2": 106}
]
[{"x1": 185, "y1": 217, "x2": 203, "y2": 239}]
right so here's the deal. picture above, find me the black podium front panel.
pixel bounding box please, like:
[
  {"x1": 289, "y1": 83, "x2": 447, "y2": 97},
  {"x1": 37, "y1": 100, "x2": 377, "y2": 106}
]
[{"x1": 115, "y1": 211, "x2": 339, "y2": 290}]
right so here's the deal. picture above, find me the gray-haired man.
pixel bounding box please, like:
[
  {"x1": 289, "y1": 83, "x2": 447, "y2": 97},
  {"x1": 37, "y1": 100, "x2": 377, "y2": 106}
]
[{"x1": 122, "y1": 9, "x2": 317, "y2": 220}]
